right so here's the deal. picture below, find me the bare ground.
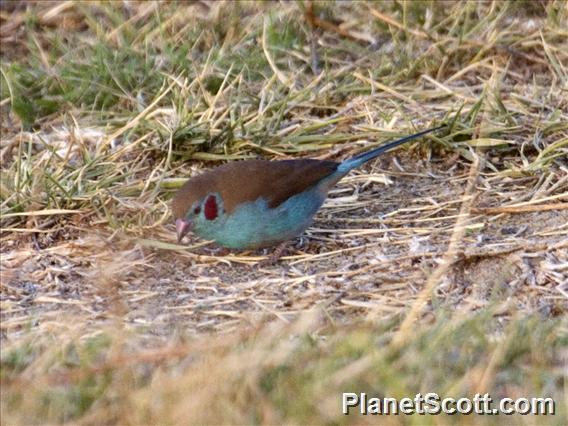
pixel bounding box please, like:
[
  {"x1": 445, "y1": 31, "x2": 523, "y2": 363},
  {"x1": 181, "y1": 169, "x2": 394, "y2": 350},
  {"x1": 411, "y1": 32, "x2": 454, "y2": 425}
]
[{"x1": 2, "y1": 151, "x2": 566, "y2": 343}]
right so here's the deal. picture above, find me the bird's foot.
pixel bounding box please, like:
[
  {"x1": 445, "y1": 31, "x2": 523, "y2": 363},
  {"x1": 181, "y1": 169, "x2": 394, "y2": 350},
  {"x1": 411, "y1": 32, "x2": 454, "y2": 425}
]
[
  {"x1": 257, "y1": 242, "x2": 290, "y2": 267},
  {"x1": 204, "y1": 246, "x2": 231, "y2": 257}
]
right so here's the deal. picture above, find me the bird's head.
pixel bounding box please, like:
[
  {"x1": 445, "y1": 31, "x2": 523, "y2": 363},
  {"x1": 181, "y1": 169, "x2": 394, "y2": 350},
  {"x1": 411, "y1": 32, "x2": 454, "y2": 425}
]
[{"x1": 172, "y1": 177, "x2": 223, "y2": 243}]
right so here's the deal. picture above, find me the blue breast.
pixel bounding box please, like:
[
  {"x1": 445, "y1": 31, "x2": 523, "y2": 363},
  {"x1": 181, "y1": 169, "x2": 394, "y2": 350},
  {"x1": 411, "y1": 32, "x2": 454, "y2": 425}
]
[{"x1": 196, "y1": 184, "x2": 329, "y2": 249}]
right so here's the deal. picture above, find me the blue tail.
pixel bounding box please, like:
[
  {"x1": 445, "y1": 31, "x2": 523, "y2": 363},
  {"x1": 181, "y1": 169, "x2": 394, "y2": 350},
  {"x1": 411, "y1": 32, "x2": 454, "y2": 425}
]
[{"x1": 338, "y1": 125, "x2": 444, "y2": 173}]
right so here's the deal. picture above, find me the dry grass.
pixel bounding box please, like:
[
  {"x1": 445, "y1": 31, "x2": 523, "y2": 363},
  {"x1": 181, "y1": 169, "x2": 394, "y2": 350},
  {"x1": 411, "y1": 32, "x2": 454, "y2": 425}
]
[{"x1": 1, "y1": 1, "x2": 567, "y2": 424}]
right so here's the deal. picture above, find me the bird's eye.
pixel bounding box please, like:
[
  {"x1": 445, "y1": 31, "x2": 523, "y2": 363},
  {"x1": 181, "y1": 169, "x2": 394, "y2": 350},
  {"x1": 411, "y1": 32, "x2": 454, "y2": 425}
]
[{"x1": 193, "y1": 206, "x2": 201, "y2": 215}]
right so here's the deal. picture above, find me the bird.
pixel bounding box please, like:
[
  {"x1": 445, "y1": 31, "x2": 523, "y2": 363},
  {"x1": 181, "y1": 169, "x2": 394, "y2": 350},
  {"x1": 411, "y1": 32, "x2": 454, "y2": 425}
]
[{"x1": 172, "y1": 125, "x2": 443, "y2": 250}]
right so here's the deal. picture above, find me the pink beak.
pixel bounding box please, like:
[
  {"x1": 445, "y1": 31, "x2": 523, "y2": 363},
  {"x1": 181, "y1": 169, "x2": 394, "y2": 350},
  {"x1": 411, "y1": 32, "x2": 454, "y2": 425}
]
[{"x1": 175, "y1": 218, "x2": 192, "y2": 243}]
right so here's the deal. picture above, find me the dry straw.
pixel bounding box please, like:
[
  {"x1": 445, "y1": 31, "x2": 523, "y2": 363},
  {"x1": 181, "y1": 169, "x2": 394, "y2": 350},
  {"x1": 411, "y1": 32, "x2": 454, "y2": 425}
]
[{"x1": 1, "y1": 1, "x2": 567, "y2": 424}]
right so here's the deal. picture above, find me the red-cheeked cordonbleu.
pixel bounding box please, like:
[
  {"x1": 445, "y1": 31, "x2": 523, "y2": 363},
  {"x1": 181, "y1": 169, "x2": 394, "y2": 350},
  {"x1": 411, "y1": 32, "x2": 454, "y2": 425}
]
[{"x1": 172, "y1": 126, "x2": 443, "y2": 249}]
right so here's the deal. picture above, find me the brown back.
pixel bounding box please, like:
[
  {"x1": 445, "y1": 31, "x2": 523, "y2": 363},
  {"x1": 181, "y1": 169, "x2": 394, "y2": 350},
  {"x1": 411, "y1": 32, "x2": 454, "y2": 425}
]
[{"x1": 172, "y1": 159, "x2": 340, "y2": 219}]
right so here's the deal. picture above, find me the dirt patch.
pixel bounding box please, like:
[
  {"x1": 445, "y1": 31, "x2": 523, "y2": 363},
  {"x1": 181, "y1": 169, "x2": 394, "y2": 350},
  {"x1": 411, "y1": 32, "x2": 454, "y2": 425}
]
[{"x1": 2, "y1": 156, "x2": 566, "y2": 342}]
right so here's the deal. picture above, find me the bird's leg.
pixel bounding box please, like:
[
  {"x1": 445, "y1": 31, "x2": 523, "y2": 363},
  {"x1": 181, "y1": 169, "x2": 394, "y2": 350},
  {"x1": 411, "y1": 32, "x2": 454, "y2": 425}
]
[
  {"x1": 258, "y1": 241, "x2": 290, "y2": 267},
  {"x1": 205, "y1": 246, "x2": 231, "y2": 257},
  {"x1": 296, "y1": 235, "x2": 309, "y2": 250}
]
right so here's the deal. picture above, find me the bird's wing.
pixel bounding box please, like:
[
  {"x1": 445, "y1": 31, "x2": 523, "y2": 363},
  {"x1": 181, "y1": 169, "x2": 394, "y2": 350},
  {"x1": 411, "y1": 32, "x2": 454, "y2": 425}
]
[{"x1": 211, "y1": 159, "x2": 340, "y2": 214}]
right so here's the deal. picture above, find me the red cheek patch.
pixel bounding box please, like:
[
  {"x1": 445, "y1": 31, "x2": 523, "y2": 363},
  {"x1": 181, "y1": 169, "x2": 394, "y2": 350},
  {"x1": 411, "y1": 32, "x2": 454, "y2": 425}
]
[{"x1": 204, "y1": 195, "x2": 218, "y2": 221}]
